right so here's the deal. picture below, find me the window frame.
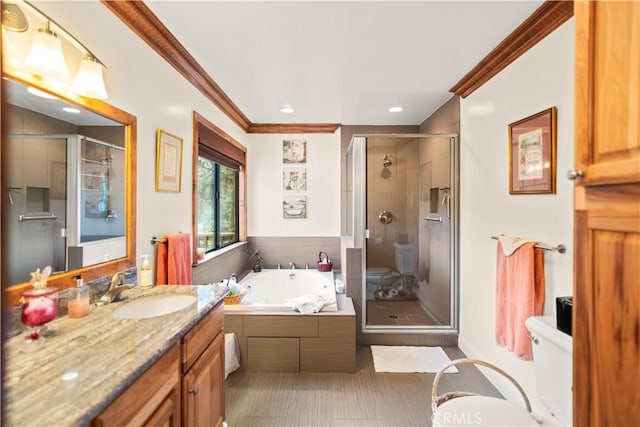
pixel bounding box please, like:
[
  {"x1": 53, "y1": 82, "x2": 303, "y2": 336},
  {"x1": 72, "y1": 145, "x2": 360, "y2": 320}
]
[{"x1": 192, "y1": 111, "x2": 247, "y2": 264}]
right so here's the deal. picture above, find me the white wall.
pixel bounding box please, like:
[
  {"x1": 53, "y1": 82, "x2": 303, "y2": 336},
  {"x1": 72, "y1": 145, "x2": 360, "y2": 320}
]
[
  {"x1": 246, "y1": 132, "x2": 341, "y2": 236},
  {"x1": 28, "y1": 1, "x2": 248, "y2": 271},
  {"x1": 459, "y1": 19, "x2": 574, "y2": 412}
]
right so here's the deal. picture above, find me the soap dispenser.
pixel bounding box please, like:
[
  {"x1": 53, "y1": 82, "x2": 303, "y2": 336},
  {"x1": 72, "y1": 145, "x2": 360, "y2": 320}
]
[
  {"x1": 68, "y1": 276, "x2": 90, "y2": 318},
  {"x1": 139, "y1": 254, "x2": 152, "y2": 288}
]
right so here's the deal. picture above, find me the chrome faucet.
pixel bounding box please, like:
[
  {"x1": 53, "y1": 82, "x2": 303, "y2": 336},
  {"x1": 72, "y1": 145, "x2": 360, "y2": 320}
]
[
  {"x1": 289, "y1": 262, "x2": 296, "y2": 269},
  {"x1": 95, "y1": 272, "x2": 134, "y2": 306},
  {"x1": 249, "y1": 250, "x2": 263, "y2": 272}
]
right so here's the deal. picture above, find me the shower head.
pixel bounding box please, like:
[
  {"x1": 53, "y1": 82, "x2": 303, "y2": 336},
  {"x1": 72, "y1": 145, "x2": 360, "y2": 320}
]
[{"x1": 382, "y1": 154, "x2": 392, "y2": 168}]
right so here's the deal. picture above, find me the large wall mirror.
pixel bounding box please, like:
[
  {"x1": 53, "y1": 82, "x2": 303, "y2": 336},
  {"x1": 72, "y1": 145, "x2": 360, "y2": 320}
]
[{"x1": 2, "y1": 74, "x2": 137, "y2": 305}]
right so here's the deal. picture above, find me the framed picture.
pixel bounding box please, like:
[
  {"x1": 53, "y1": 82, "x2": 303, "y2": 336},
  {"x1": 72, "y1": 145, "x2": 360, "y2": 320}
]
[
  {"x1": 283, "y1": 139, "x2": 306, "y2": 164},
  {"x1": 283, "y1": 167, "x2": 307, "y2": 191},
  {"x1": 283, "y1": 195, "x2": 307, "y2": 219},
  {"x1": 155, "y1": 129, "x2": 183, "y2": 193},
  {"x1": 508, "y1": 107, "x2": 557, "y2": 194}
]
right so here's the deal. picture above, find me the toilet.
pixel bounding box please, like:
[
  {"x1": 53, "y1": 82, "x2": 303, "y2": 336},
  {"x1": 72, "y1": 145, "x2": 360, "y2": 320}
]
[
  {"x1": 432, "y1": 315, "x2": 572, "y2": 426},
  {"x1": 365, "y1": 242, "x2": 415, "y2": 299}
]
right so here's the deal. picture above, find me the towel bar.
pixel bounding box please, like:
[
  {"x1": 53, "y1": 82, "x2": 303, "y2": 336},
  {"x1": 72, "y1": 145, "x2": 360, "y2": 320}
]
[
  {"x1": 491, "y1": 235, "x2": 566, "y2": 254},
  {"x1": 150, "y1": 236, "x2": 167, "y2": 244},
  {"x1": 19, "y1": 213, "x2": 57, "y2": 221}
]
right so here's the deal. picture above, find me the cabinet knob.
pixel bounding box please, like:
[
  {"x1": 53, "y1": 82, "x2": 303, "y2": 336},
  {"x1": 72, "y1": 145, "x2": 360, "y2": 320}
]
[
  {"x1": 189, "y1": 387, "x2": 199, "y2": 396},
  {"x1": 567, "y1": 170, "x2": 585, "y2": 180}
]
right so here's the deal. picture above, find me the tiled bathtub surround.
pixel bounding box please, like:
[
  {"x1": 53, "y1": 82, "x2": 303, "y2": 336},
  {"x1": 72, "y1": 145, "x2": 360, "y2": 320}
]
[{"x1": 248, "y1": 236, "x2": 340, "y2": 270}]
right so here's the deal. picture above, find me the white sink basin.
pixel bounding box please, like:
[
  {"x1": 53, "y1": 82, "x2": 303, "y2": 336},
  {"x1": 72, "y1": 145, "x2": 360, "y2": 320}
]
[{"x1": 112, "y1": 294, "x2": 196, "y2": 319}]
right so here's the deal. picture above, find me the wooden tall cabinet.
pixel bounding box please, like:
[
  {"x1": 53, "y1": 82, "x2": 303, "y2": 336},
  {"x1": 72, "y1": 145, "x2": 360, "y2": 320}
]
[{"x1": 573, "y1": 2, "x2": 640, "y2": 426}]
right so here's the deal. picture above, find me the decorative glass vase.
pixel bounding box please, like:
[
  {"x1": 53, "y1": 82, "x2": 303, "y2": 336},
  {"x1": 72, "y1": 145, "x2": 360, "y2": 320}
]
[{"x1": 20, "y1": 287, "x2": 58, "y2": 352}]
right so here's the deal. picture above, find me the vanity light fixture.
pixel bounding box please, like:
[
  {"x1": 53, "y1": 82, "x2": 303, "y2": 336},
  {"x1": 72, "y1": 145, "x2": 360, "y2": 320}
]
[
  {"x1": 25, "y1": 20, "x2": 70, "y2": 88},
  {"x1": 279, "y1": 105, "x2": 294, "y2": 114},
  {"x1": 73, "y1": 55, "x2": 108, "y2": 99},
  {"x1": 1, "y1": 1, "x2": 28, "y2": 32},
  {"x1": 388, "y1": 106, "x2": 404, "y2": 113},
  {"x1": 5, "y1": 1, "x2": 109, "y2": 99}
]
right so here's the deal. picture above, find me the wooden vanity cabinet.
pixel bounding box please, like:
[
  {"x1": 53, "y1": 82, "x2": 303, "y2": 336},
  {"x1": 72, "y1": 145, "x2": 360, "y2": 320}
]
[
  {"x1": 182, "y1": 332, "x2": 225, "y2": 427},
  {"x1": 181, "y1": 301, "x2": 225, "y2": 427},
  {"x1": 91, "y1": 343, "x2": 181, "y2": 427},
  {"x1": 91, "y1": 301, "x2": 225, "y2": 427}
]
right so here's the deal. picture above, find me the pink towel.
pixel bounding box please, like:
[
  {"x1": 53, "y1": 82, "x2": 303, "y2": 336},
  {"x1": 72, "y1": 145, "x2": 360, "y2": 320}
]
[
  {"x1": 156, "y1": 233, "x2": 192, "y2": 285},
  {"x1": 495, "y1": 241, "x2": 544, "y2": 360}
]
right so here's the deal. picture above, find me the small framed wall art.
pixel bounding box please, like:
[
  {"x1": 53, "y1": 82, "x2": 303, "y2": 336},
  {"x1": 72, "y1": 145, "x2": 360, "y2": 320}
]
[
  {"x1": 283, "y1": 167, "x2": 307, "y2": 191},
  {"x1": 155, "y1": 129, "x2": 183, "y2": 193},
  {"x1": 508, "y1": 107, "x2": 557, "y2": 194},
  {"x1": 283, "y1": 195, "x2": 307, "y2": 219},
  {"x1": 283, "y1": 139, "x2": 306, "y2": 164}
]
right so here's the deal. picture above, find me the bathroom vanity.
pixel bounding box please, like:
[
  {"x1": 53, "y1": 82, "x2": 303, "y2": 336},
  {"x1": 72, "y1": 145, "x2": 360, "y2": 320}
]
[{"x1": 4, "y1": 285, "x2": 226, "y2": 426}]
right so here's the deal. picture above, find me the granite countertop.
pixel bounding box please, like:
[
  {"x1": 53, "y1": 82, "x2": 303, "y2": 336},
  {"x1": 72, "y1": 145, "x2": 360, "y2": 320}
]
[{"x1": 3, "y1": 285, "x2": 226, "y2": 427}]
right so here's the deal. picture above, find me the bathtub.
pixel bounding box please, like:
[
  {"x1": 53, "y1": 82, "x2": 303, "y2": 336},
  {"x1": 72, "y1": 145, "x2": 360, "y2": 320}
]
[{"x1": 225, "y1": 269, "x2": 337, "y2": 312}]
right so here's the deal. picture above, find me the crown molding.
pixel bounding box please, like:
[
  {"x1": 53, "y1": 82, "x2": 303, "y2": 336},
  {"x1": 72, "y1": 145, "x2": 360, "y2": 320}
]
[
  {"x1": 247, "y1": 123, "x2": 340, "y2": 134},
  {"x1": 101, "y1": 1, "x2": 339, "y2": 134},
  {"x1": 450, "y1": 0, "x2": 573, "y2": 98}
]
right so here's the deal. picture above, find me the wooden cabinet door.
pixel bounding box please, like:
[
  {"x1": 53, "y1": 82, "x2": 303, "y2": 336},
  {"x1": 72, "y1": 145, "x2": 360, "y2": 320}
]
[
  {"x1": 92, "y1": 344, "x2": 181, "y2": 427},
  {"x1": 574, "y1": 1, "x2": 640, "y2": 186},
  {"x1": 574, "y1": 1, "x2": 640, "y2": 426},
  {"x1": 183, "y1": 332, "x2": 225, "y2": 427}
]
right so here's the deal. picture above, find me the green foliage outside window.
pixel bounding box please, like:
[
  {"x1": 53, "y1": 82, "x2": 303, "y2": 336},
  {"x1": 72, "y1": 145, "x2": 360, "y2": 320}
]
[{"x1": 197, "y1": 157, "x2": 238, "y2": 251}]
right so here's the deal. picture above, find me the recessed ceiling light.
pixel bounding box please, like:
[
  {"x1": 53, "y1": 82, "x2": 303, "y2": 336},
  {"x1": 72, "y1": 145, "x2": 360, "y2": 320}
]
[
  {"x1": 388, "y1": 106, "x2": 403, "y2": 113},
  {"x1": 280, "y1": 105, "x2": 294, "y2": 114},
  {"x1": 26, "y1": 86, "x2": 56, "y2": 99},
  {"x1": 63, "y1": 107, "x2": 81, "y2": 114}
]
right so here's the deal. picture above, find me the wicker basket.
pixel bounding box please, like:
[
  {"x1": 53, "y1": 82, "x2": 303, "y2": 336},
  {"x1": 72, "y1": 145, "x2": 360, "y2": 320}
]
[
  {"x1": 316, "y1": 251, "x2": 333, "y2": 272},
  {"x1": 224, "y1": 293, "x2": 244, "y2": 305}
]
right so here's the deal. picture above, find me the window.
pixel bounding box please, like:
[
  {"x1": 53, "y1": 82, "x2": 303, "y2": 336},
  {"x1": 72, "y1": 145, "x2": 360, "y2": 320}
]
[
  {"x1": 193, "y1": 112, "x2": 246, "y2": 258},
  {"x1": 197, "y1": 158, "x2": 238, "y2": 251}
]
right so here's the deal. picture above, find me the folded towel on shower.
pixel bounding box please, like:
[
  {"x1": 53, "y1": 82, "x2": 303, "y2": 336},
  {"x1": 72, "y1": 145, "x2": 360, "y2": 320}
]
[
  {"x1": 495, "y1": 241, "x2": 544, "y2": 360},
  {"x1": 156, "y1": 233, "x2": 192, "y2": 285}
]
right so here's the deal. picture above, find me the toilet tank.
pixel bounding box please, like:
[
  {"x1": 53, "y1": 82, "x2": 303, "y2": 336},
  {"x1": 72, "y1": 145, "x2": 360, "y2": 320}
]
[
  {"x1": 393, "y1": 242, "x2": 415, "y2": 274},
  {"x1": 525, "y1": 316, "x2": 573, "y2": 426}
]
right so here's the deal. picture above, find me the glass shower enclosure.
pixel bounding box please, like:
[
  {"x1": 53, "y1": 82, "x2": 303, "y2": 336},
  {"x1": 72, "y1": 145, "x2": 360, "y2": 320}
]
[{"x1": 345, "y1": 134, "x2": 459, "y2": 334}]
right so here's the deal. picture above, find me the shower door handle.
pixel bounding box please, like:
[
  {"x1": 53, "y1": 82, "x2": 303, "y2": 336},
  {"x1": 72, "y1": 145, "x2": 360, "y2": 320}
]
[{"x1": 423, "y1": 215, "x2": 442, "y2": 223}]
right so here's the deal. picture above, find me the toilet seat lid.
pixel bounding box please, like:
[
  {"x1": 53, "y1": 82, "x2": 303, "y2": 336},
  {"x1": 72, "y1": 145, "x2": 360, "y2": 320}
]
[{"x1": 433, "y1": 396, "x2": 539, "y2": 426}]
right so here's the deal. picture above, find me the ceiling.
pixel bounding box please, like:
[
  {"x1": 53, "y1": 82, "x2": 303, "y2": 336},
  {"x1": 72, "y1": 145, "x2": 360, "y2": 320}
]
[{"x1": 145, "y1": 1, "x2": 543, "y2": 126}]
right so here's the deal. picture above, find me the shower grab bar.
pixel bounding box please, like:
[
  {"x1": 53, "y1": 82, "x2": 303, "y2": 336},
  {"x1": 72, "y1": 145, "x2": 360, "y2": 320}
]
[
  {"x1": 19, "y1": 213, "x2": 58, "y2": 221},
  {"x1": 491, "y1": 235, "x2": 566, "y2": 254},
  {"x1": 423, "y1": 216, "x2": 442, "y2": 223}
]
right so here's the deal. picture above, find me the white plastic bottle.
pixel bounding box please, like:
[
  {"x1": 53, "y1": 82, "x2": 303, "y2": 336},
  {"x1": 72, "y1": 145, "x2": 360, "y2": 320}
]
[{"x1": 139, "y1": 254, "x2": 153, "y2": 287}]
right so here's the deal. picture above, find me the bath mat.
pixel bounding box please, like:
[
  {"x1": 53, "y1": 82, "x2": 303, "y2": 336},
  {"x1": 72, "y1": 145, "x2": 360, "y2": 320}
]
[{"x1": 370, "y1": 345, "x2": 458, "y2": 373}]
